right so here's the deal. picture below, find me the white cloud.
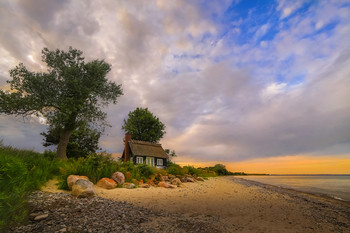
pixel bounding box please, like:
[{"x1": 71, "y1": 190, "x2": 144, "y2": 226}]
[{"x1": 0, "y1": 0, "x2": 349, "y2": 162}]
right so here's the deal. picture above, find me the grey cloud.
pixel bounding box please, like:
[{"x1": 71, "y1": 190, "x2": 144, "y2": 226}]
[{"x1": 0, "y1": 0, "x2": 349, "y2": 163}]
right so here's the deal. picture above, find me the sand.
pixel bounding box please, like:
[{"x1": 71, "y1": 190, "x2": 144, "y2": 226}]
[{"x1": 42, "y1": 177, "x2": 350, "y2": 232}]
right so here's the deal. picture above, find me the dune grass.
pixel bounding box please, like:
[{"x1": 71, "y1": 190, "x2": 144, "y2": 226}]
[{"x1": 0, "y1": 145, "x2": 61, "y2": 231}]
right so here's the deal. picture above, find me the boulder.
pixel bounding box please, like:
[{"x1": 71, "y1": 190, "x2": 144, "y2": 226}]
[
  {"x1": 111, "y1": 172, "x2": 125, "y2": 184},
  {"x1": 196, "y1": 177, "x2": 205, "y2": 182},
  {"x1": 186, "y1": 177, "x2": 195, "y2": 183},
  {"x1": 171, "y1": 178, "x2": 182, "y2": 186},
  {"x1": 122, "y1": 183, "x2": 135, "y2": 189},
  {"x1": 168, "y1": 174, "x2": 175, "y2": 179},
  {"x1": 96, "y1": 178, "x2": 117, "y2": 189},
  {"x1": 67, "y1": 175, "x2": 89, "y2": 190},
  {"x1": 158, "y1": 182, "x2": 175, "y2": 188},
  {"x1": 139, "y1": 184, "x2": 151, "y2": 188},
  {"x1": 162, "y1": 176, "x2": 169, "y2": 181},
  {"x1": 71, "y1": 179, "x2": 95, "y2": 198}
]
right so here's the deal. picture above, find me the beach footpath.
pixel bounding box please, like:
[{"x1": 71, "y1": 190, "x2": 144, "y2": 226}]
[{"x1": 12, "y1": 176, "x2": 350, "y2": 232}]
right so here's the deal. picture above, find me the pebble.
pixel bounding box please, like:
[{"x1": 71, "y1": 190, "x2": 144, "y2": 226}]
[
  {"x1": 34, "y1": 214, "x2": 49, "y2": 221},
  {"x1": 10, "y1": 191, "x2": 220, "y2": 233}
]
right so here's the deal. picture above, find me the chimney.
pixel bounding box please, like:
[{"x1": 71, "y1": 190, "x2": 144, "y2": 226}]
[{"x1": 124, "y1": 133, "x2": 131, "y2": 163}]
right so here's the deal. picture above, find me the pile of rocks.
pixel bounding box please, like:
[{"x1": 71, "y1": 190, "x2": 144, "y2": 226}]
[
  {"x1": 10, "y1": 191, "x2": 220, "y2": 233},
  {"x1": 68, "y1": 172, "x2": 206, "y2": 195}
]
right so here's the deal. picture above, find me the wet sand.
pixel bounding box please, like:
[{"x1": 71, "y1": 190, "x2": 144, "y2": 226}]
[{"x1": 42, "y1": 176, "x2": 350, "y2": 232}]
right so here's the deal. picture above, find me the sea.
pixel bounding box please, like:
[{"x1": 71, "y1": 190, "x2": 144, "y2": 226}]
[{"x1": 240, "y1": 175, "x2": 350, "y2": 202}]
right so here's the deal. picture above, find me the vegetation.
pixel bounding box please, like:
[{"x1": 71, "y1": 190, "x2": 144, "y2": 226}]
[
  {"x1": 0, "y1": 139, "x2": 241, "y2": 231},
  {"x1": 41, "y1": 122, "x2": 101, "y2": 158},
  {"x1": 0, "y1": 145, "x2": 61, "y2": 231},
  {"x1": 122, "y1": 107, "x2": 165, "y2": 143},
  {"x1": 0, "y1": 47, "x2": 123, "y2": 159}
]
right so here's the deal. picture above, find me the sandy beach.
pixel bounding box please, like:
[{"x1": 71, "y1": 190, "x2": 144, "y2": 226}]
[{"x1": 41, "y1": 176, "x2": 350, "y2": 232}]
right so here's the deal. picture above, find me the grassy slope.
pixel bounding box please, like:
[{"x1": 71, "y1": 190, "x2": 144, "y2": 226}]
[{"x1": 0, "y1": 146, "x2": 61, "y2": 231}]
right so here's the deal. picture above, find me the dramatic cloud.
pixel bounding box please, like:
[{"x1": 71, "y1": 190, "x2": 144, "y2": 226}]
[{"x1": 0, "y1": 0, "x2": 349, "y2": 163}]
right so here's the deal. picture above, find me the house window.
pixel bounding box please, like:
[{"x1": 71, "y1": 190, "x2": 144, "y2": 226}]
[
  {"x1": 146, "y1": 157, "x2": 155, "y2": 166},
  {"x1": 136, "y1": 157, "x2": 143, "y2": 164},
  {"x1": 157, "y1": 159, "x2": 163, "y2": 166}
]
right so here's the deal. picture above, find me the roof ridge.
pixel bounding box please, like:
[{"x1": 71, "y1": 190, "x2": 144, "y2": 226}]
[{"x1": 129, "y1": 140, "x2": 161, "y2": 146}]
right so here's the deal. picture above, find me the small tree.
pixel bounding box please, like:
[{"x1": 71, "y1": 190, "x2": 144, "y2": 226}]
[
  {"x1": 0, "y1": 47, "x2": 123, "y2": 159},
  {"x1": 122, "y1": 107, "x2": 165, "y2": 143},
  {"x1": 165, "y1": 149, "x2": 177, "y2": 162}
]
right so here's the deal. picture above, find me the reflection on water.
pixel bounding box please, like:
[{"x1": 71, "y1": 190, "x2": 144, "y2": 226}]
[{"x1": 241, "y1": 175, "x2": 350, "y2": 201}]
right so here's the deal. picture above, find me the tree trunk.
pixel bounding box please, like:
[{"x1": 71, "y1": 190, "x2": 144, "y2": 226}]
[{"x1": 56, "y1": 128, "x2": 73, "y2": 159}]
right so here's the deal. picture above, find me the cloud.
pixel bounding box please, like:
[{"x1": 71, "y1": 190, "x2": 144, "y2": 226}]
[{"x1": 0, "y1": 0, "x2": 349, "y2": 164}]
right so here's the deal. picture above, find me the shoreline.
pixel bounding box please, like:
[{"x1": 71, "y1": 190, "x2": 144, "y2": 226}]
[
  {"x1": 233, "y1": 176, "x2": 350, "y2": 206},
  {"x1": 38, "y1": 176, "x2": 350, "y2": 232}
]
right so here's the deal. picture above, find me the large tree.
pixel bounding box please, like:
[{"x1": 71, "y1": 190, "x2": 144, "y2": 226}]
[
  {"x1": 122, "y1": 107, "x2": 165, "y2": 143},
  {"x1": 0, "y1": 47, "x2": 123, "y2": 159}
]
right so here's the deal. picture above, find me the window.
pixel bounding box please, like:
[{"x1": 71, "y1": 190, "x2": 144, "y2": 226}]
[
  {"x1": 157, "y1": 159, "x2": 163, "y2": 166},
  {"x1": 146, "y1": 157, "x2": 155, "y2": 166},
  {"x1": 136, "y1": 157, "x2": 143, "y2": 164}
]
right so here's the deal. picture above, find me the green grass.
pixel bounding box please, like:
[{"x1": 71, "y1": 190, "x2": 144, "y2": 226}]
[{"x1": 0, "y1": 146, "x2": 62, "y2": 232}]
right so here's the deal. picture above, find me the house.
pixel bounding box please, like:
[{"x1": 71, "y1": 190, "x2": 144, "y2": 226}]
[{"x1": 122, "y1": 133, "x2": 169, "y2": 168}]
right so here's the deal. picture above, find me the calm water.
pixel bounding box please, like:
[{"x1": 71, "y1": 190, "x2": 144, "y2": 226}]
[{"x1": 241, "y1": 175, "x2": 350, "y2": 201}]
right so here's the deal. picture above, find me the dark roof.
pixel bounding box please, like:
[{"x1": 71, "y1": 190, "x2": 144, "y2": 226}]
[{"x1": 129, "y1": 140, "x2": 168, "y2": 159}]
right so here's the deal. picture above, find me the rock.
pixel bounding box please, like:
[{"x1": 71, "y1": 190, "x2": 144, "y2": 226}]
[
  {"x1": 162, "y1": 176, "x2": 169, "y2": 181},
  {"x1": 146, "y1": 179, "x2": 155, "y2": 186},
  {"x1": 196, "y1": 177, "x2": 205, "y2": 181},
  {"x1": 71, "y1": 179, "x2": 95, "y2": 198},
  {"x1": 186, "y1": 177, "x2": 194, "y2": 183},
  {"x1": 96, "y1": 178, "x2": 117, "y2": 189},
  {"x1": 139, "y1": 184, "x2": 150, "y2": 188},
  {"x1": 34, "y1": 214, "x2": 49, "y2": 221},
  {"x1": 111, "y1": 172, "x2": 125, "y2": 184},
  {"x1": 67, "y1": 175, "x2": 89, "y2": 190},
  {"x1": 171, "y1": 178, "x2": 182, "y2": 186},
  {"x1": 122, "y1": 183, "x2": 135, "y2": 189},
  {"x1": 168, "y1": 174, "x2": 175, "y2": 179},
  {"x1": 158, "y1": 182, "x2": 175, "y2": 188}
]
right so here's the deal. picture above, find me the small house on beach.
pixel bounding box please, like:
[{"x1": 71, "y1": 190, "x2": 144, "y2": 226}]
[{"x1": 122, "y1": 133, "x2": 168, "y2": 169}]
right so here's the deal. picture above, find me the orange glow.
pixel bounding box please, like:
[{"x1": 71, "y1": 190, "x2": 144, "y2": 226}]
[{"x1": 174, "y1": 155, "x2": 350, "y2": 174}]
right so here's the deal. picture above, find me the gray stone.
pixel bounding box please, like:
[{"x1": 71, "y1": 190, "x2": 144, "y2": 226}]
[
  {"x1": 71, "y1": 179, "x2": 95, "y2": 198},
  {"x1": 111, "y1": 171, "x2": 125, "y2": 184}
]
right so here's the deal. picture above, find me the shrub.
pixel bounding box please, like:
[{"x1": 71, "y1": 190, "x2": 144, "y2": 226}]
[
  {"x1": 166, "y1": 163, "x2": 184, "y2": 176},
  {"x1": 136, "y1": 164, "x2": 156, "y2": 180},
  {"x1": 58, "y1": 153, "x2": 120, "y2": 189}
]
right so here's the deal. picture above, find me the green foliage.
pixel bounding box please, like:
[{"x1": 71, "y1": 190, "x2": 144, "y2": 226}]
[
  {"x1": 166, "y1": 163, "x2": 184, "y2": 176},
  {"x1": 0, "y1": 146, "x2": 61, "y2": 231},
  {"x1": 41, "y1": 122, "x2": 101, "y2": 158},
  {"x1": 58, "y1": 155, "x2": 158, "y2": 189},
  {"x1": 0, "y1": 47, "x2": 123, "y2": 159},
  {"x1": 209, "y1": 164, "x2": 234, "y2": 176},
  {"x1": 58, "y1": 154, "x2": 119, "y2": 188},
  {"x1": 122, "y1": 107, "x2": 165, "y2": 143},
  {"x1": 166, "y1": 163, "x2": 233, "y2": 177}
]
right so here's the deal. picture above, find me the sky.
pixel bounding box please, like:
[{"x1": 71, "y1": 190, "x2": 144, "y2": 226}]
[{"x1": 0, "y1": 0, "x2": 350, "y2": 174}]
